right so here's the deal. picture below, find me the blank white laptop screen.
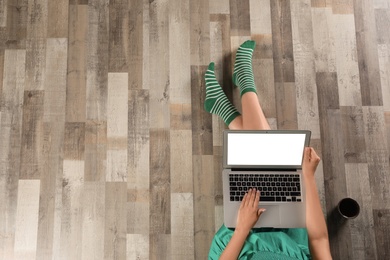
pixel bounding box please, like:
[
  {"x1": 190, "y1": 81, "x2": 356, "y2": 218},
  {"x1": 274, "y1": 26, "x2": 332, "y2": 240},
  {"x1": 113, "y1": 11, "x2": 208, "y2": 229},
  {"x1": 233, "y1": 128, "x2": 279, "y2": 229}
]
[{"x1": 227, "y1": 133, "x2": 307, "y2": 167}]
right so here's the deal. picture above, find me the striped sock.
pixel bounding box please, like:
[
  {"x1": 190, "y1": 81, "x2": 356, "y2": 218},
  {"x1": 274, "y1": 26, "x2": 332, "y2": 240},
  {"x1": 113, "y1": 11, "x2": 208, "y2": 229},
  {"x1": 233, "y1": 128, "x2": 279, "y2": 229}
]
[
  {"x1": 204, "y1": 62, "x2": 240, "y2": 125},
  {"x1": 232, "y1": 40, "x2": 257, "y2": 96}
]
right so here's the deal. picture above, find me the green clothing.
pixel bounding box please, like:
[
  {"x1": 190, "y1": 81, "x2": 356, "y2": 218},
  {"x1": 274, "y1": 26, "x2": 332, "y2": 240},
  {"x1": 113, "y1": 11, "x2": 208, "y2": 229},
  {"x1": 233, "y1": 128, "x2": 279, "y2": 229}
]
[{"x1": 208, "y1": 225, "x2": 312, "y2": 260}]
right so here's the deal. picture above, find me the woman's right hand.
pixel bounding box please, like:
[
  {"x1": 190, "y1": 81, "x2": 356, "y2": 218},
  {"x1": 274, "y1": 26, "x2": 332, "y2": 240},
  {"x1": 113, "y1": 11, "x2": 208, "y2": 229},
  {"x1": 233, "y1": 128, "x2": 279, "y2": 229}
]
[{"x1": 302, "y1": 147, "x2": 320, "y2": 178}]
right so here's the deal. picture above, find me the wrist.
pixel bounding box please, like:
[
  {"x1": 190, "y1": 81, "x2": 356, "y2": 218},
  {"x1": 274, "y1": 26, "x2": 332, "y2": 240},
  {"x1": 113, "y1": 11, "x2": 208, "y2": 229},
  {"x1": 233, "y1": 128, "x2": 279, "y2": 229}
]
[{"x1": 234, "y1": 227, "x2": 250, "y2": 237}]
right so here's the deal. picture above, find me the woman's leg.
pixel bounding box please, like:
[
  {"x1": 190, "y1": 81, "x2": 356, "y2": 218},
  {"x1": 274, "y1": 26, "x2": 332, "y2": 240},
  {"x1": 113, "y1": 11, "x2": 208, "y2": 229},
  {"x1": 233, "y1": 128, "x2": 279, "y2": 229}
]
[{"x1": 229, "y1": 40, "x2": 270, "y2": 130}]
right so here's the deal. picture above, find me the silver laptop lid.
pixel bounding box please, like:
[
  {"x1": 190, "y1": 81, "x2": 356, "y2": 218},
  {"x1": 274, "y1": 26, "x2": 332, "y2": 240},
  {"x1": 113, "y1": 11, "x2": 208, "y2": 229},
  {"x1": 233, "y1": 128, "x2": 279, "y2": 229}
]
[{"x1": 223, "y1": 130, "x2": 311, "y2": 169}]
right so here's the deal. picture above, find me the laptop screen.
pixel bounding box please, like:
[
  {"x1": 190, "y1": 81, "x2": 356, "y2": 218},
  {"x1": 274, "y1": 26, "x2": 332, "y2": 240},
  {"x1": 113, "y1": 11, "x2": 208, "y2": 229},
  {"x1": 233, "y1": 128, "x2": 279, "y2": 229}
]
[{"x1": 224, "y1": 130, "x2": 311, "y2": 169}]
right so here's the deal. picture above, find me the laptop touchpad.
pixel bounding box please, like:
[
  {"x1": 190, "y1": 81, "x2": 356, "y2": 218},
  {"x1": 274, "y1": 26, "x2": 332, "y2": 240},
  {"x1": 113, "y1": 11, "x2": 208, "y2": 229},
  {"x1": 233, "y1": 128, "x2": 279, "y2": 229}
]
[{"x1": 257, "y1": 205, "x2": 281, "y2": 227}]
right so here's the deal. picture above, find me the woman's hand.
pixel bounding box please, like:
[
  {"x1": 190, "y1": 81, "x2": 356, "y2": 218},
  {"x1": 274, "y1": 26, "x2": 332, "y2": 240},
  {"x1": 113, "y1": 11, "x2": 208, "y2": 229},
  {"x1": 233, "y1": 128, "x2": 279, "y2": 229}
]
[
  {"x1": 302, "y1": 147, "x2": 320, "y2": 178},
  {"x1": 235, "y1": 188, "x2": 266, "y2": 235}
]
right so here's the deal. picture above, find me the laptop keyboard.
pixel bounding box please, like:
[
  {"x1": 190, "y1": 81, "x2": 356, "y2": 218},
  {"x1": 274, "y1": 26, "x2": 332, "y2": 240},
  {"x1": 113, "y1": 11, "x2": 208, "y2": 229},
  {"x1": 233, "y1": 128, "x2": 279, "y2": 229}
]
[{"x1": 229, "y1": 173, "x2": 302, "y2": 202}]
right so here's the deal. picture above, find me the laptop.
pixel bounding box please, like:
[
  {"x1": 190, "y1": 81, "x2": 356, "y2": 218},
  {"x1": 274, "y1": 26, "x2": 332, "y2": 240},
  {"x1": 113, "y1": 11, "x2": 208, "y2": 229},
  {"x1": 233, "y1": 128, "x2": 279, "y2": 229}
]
[{"x1": 222, "y1": 130, "x2": 311, "y2": 228}]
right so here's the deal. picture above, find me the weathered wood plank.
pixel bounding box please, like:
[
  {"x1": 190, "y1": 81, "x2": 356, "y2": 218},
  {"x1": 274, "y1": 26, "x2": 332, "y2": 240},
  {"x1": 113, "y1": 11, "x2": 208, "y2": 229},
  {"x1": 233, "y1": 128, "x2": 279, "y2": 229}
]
[
  {"x1": 108, "y1": 0, "x2": 128, "y2": 72},
  {"x1": 60, "y1": 160, "x2": 84, "y2": 260},
  {"x1": 127, "y1": 0, "x2": 143, "y2": 88},
  {"x1": 190, "y1": 0, "x2": 210, "y2": 65},
  {"x1": 249, "y1": 0, "x2": 272, "y2": 35},
  {"x1": 104, "y1": 182, "x2": 127, "y2": 260},
  {"x1": 378, "y1": 44, "x2": 390, "y2": 112},
  {"x1": 193, "y1": 155, "x2": 215, "y2": 260},
  {"x1": 373, "y1": 209, "x2": 390, "y2": 259},
  {"x1": 20, "y1": 90, "x2": 45, "y2": 179},
  {"x1": 66, "y1": 4, "x2": 87, "y2": 122},
  {"x1": 291, "y1": 0, "x2": 321, "y2": 138},
  {"x1": 340, "y1": 106, "x2": 366, "y2": 163},
  {"x1": 149, "y1": 129, "x2": 171, "y2": 234},
  {"x1": 86, "y1": 0, "x2": 109, "y2": 121},
  {"x1": 354, "y1": 0, "x2": 383, "y2": 106},
  {"x1": 230, "y1": 0, "x2": 250, "y2": 36},
  {"x1": 106, "y1": 73, "x2": 128, "y2": 182},
  {"x1": 47, "y1": 0, "x2": 68, "y2": 38},
  {"x1": 127, "y1": 234, "x2": 149, "y2": 259},
  {"x1": 171, "y1": 193, "x2": 194, "y2": 260},
  {"x1": 345, "y1": 163, "x2": 378, "y2": 260},
  {"x1": 81, "y1": 182, "x2": 105, "y2": 260},
  {"x1": 333, "y1": 14, "x2": 362, "y2": 106},
  {"x1": 13, "y1": 180, "x2": 40, "y2": 260},
  {"x1": 270, "y1": 0, "x2": 295, "y2": 83},
  {"x1": 191, "y1": 65, "x2": 213, "y2": 155},
  {"x1": 170, "y1": 130, "x2": 193, "y2": 193},
  {"x1": 169, "y1": 0, "x2": 191, "y2": 104}
]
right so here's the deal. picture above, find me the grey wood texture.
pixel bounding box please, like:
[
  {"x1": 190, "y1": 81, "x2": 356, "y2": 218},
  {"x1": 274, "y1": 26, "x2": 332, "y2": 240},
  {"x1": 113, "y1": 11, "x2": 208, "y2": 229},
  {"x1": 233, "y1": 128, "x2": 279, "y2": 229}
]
[{"x1": 1, "y1": 0, "x2": 390, "y2": 259}]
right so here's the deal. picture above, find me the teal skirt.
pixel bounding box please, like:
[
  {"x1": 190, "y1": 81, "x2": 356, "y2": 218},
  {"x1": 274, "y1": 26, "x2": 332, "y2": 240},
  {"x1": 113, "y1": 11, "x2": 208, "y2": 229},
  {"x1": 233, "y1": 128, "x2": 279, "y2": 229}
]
[{"x1": 208, "y1": 225, "x2": 312, "y2": 260}]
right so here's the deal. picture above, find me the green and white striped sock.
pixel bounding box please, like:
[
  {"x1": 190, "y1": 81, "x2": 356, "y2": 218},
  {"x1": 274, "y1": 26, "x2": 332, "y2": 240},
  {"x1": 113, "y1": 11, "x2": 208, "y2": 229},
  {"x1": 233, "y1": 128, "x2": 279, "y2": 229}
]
[
  {"x1": 232, "y1": 40, "x2": 257, "y2": 97},
  {"x1": 204, "y1": 62, "x2": 240, "y2": 125}
]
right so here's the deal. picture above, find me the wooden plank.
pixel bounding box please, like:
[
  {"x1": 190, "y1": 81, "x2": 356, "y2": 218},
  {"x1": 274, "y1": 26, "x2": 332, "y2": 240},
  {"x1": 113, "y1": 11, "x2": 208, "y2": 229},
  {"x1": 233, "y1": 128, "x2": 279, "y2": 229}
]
[
  {"x1": 104, "y1": 182, "x2": 127, "y2": 260},
  {"x1": 60, "y1": 160, "x2": 84, "y2": 260},
  {"x1": 190, "y1": 65, "x2": 213, "y2": 155},
  {"x1": 213, "y1": 146, "x2": 223, "y2": 206},
  {"x1": 193, "y1": 155, "x2": 215, "y2": 260},
  {"x1": 149, "y1": 0, "x2": 170, "y2": 129},
  {"x1": 169, "y1": 0, "x2": 191, "y2": 104},
  {"x1": 108, "y1": 0, "x2": 128, "y2": 72},
  {"x1": 47, "y1": 0, "x2": 68, "y2": 38},
  {"x1": 35, "y1": 121, "x2": 64, "y2": 260},
  {"x1": 127, "y1": 234, "x2": 149, "y2": 259},
  {"x1": 274, "y1": 82, "x2": 298, "y2": 129},
  {"x1": 25, "y1": 0, "x2": 48, "y2": 91},
  {"x1": 64, "y1": 122, "x2": 85, "y2": 160},
  {"x1": 149, "y1": 234, "x2": 171, "y2": 260},
  {"x1": 86, "y1": 0, "x2": 109, "y2": 121},
  {"x1": 0, "y1": 0, "x2": 6, "y2": 27},
  {"x1": 229, "y1": 0, "x2": 250, "y2": 36},
  {"x1": 66, "y1": 4, "x2": 87, "y2": 122},
  {"x1": 170, "y1": 130, "x2": 193, "y2": 193},
  {"x1": 84, "y1": 120, "x2": 107, "y2": 181},
  {"x1": 106, "y1": 73, "x2": 128, "y2": 182},
  {"x1": 373, "y1": 0, "x2": 389, "y2": 8},
  {"x1": 149, "y1": 129, "x2": 171, "y2": 234},
  {"x1": 171, "y1": 193, "x2": 194, "y2": 260},
  {"x1": 322, "y1": 109, "x2": 351, "y2": 259},
  {"x1": 189, "y1": 0, "x2": 210, "y2": 65},
  {"x1": 373, "y1": 209, "x2": 390, "y2": 259},
  {"x1": 13, "y1": 180, "x2": 40, "y2": 260},
  {"x1": 375, "y1": 8, "x2": 390, "y2": 44},
  {"x1": 37, "y1": 38, "x2": 67, "y2": 259},
  {"x1": 5, "y1": 0, "x2": 28, "y2": 49},
  {"x1": 270, "y1": 0, "x2": 295, "y2": 83},
  {"x1": 141, "y1": 0, "x2": 149, "y2": 90},
  {"x1": 170, "y1": 104, "x2": 192, "y2": 130},
  {"x1": 252, "y1": 37, "x2": 276, "y2": 118},
  {"x1": 340, "y1": 106, "x2": 366, "y2": 163},
  {"x1": 250, "y1": 0, "x2": 272, "y2": 34},
  {"x1": 291, "y1": 0, "x2": 321, "y2": 138},
  {"x1": 20, "y1": 90, "x2": 45, "y2": 179},
  {"x1": 345, "y1": 163, "x2": 378, "y2": 259},
  {"x1": 311, "y1": 7, "x2": 336, "y2": 73},
  {"x1": 127, "y1": 0, "x2": 143, "y2": 88},
  {"x1": 354, "y1": 0, "x2": 383, "y2": 106},
  {"x1": 363, "y1": 106, "x2": 390, "y2": 209},
  {"x1": 209, "y1": 0, "x2": 230, "y2": 14},
  {"x1": 43, "y1": 38, "x2": 67, "y2": 122},
  {"x1": 81, "y1": 182, "x2": 105, "y2": 260},
  {"x1": 332, "y1": 0, "x2": 354, "y2": 14},
  {"x1": 333, "y1": 14, "x2": 362, "y2": 106},
  {"x1": 378, "y1": 44, "x2": 390, "y2": 112},
  {"x1": 128, "y1": 90, "x2": 149, "y2": 232},
  {"x1": 0, "y1": 50, "x2": 25, "y2": 259}
]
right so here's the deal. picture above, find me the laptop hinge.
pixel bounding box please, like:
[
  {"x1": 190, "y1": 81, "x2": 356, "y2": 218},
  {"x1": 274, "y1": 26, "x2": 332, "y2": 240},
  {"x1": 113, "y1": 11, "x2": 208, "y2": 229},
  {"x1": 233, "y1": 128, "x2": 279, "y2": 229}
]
[{"x1": 231, "y1": 168, "x2": 298, "y2": 172}]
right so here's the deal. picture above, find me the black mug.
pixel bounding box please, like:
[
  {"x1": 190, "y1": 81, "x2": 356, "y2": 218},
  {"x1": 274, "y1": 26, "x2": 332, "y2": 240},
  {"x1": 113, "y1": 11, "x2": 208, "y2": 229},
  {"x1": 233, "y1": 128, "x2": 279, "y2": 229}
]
[{"x1": 337, "y1": 198, "x2": 360, "y2": 219}]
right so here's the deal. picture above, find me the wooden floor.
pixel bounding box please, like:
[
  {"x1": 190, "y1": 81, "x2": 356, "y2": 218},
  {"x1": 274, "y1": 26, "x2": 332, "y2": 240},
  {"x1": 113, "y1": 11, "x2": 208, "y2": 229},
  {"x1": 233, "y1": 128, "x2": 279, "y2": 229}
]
[{"x1": 0, "y1": 0, "x2": 390, "y2": 259}]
